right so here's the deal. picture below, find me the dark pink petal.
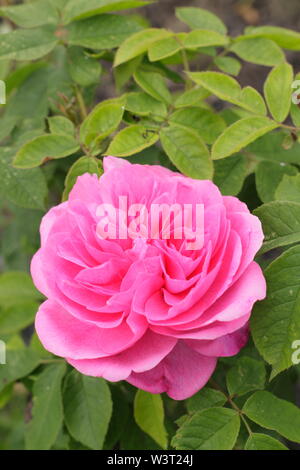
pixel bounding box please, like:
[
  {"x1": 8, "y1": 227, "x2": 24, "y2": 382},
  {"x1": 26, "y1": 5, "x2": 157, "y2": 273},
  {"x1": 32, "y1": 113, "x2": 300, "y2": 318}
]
[
  {"x1": 127, "y1": 341, "x2": 217, "y2": 400},
  {"x1": 185, "y1": 325, "x2": 249, "y2": 357}
]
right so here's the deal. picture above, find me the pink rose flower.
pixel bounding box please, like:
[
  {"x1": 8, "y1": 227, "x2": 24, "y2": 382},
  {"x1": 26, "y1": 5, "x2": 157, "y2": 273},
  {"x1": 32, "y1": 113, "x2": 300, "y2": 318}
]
[{"x1": 31, "y1": 157, "x2": 266, "y2": 400}]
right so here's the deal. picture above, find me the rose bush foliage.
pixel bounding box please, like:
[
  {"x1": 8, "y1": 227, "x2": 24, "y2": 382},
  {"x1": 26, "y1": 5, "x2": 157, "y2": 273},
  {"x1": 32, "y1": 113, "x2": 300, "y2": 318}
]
[{"x1": 1, "y1": 0, "x2": 300, "y2": 451}]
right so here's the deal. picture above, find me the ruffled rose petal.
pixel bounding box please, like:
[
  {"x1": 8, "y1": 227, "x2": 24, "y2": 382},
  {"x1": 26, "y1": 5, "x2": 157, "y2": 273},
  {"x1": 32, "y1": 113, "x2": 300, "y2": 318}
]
[
  {"x1": 67, "y1": 330, "x2": 177, "y2": 381},
  {"x1": 35, "y1": 300, "x2": 147, "y2": 359},
  {"x1": 185, "y1": 324, "x2": 249, "y2": 357},
  {"x1": 68, "y1": 173, "x2": 102, "y2": 207},
  {"x1": 127, "y1": 341, "x2": 217, "y2": 400},
  {"x1": 149, "y1": 261, "x2": 265, "y2": 339}
]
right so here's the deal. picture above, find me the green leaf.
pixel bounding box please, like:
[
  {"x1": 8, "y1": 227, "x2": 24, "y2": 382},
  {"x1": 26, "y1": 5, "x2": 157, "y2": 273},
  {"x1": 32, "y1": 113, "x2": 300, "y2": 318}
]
[
  {"x1": 230, "y1": 37, "x2": 284, "y2": 66},
  {"x1": 183, "y1": 30, "x2": 228, "y2": 49},
  {"x1": 0, "y1": 349, "x2": 40, "y2": 392},
  {"x1": 245, "y1": 26, "x2": 300, "y2": 50},
  {"x1": 148, "y1": 35, "x2": 181, "y2": 61},
  {"x1": 106, "y1": 125, "x2": 159, "y2": 156},
  {"x1": 291, "y1": 101, "x2": 300, "y2": 127},
  {"x1": 188, "y1": 71, "x2": 240, "y2": 103},
  {"x1": 174, "y1": 88, "x2": 210, "y2": 108},
  {"x1": 0, "y1": 59, "x2": 9, "y2": 81},
  {"x1": 63, "y1": 370, "x2": 112, "y2": 450},
  {"x1": 170, "y1": 107, "x2": 226, "y2": 144},
  {"x1": 48, "y1": 116, "x2": 75, "y2": 136},
  {"x1": 80, "y1": 96, "x2": 126, "y2": 147},
  {"x1": 160, "y1": 124, "x2": 213, "y2": 179},
  {"x1": 121, "y1": 415, "x2": 162, "y2": 450},
  {"x1": 0, "y1": 67, "x2": 49, "y2": 142},
  {"x1": 114, "y1": 55, "x2": 142, "y2": 90},
  {"x1": 104, "y1": 388, "x2": 129, "y2": 450},
  {"x1": 125, "y1": 92, "x2": 167, "y2": 117},
  {"x1": 264, "y1": 63, "x2": 293, "y2": 122},
  {"x1": 176, "y1": 7, "x2": 227, "y2": 35},
  {"x1": 0, "y1": 26, "x2": 58, "y2": 61},
  {"x1": 66, "y1": 14, "x2": 142, "y2": 50},
  {"x1": 226, "y1": 357, "x2": 266, "y2": 397},
  {"x1": 13, "y1": 127, "x2": 46, "y2": 150},
  {"x1": 212, "y1": 117, "x2": 278, "y2": 160},
  {"x1": 172, "y1": 407, "x2": 240, "y2": 450},
  {"x1": 30, "y1": 333, "x2": 52, "y2": 360},
  {"x1": 1, "y1": 206, "x2": 43, "y2": 269},
  {"x1": 50, "y1": 0, "x2": 69, "y2": 9},
  {"x1": 134, "y1": 390, "x2": 168, "y2": 449},
  {"x1": 14, "y1": 134, "x2": 80, "y2": 169},
  {"x1": 188, "y1": 72, "x2": 266, "y2": 114},
  {"x1": 25, "y1": 363, "x2": 66, "y2": 450},
  {"x1": 247, "y1": 132, "x2": 300, "y2": 164},
  {"x1": 275, "y1": 173, "x2": 300, "y2": 202},
  {"x1": 62, "y1": 0, "x2": 153, "y2": 23},
  {"x1": 239, "y1": 86, "x2": 267, "y2": 116},
  {"x1": 63, "y1": 156, "x2": 103, "y2": 200},
  {"x1": 46, "y1": 47, "x2": 73, "y2": 112},
  {"x1": 253, "y1": 201, "x2": 300, "y2": 253},
  {"x1": 213, "y1": 154, "x2": 247, "y2": 195},
  {"x1": 134, "y1": 68, "x2": 171, "y2": 104},
  {"x1": 114, "y1": 28, "x2": 170, "y2": 66},
  {"x1": 52, "y1": 430, "x2": 71, "y2": 450},
  {"x1": 5, "y1": 335, "x2": 25, "y2": 350},
  {"x1": 0, "y1": 271, "x2": 41, "y2": 307},
  {"x1": 0, "y1": 0, "x2": 59, "y2": 28},
  {"x1": 0, "y1": 302, "x2": 38, "y2": 335},
  {"x1": 251, "y1": 245, "x2": 300, "y2": 377},
  {"x1": 175, "y1": 415, "x2": 190, "y2": 428},
  {"x1": 245, "y1": 433, "x2": 288, "y2": 450},
  {"x1": 243, "y1": 391, "x2": 300, "y2": 443},
  {"x1": 186, "y1": 388, "x2": 226, "y2": 414},
  {"x1": 255, "y1": 161, "x2": 297, "y2": 203},
  {"x1": 0, "y1": 384, "x2": 13, "y2": 409},
  {"x1": 214, "y1": 56, "x2": 241, "y2": 76},
  {"x1": 5, "y1": 62, "x2": 47, "y2": 95},
  {"x1": 0, "y1": 148, "x2": 48, "y2": 210},
  {"x1": 67, "y1": 46, "x2": 102, "y2": 86}
]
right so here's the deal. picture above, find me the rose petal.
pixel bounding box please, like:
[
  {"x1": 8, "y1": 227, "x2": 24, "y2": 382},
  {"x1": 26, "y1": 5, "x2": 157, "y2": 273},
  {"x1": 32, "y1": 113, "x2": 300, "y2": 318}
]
[
  {"x1": 185, "y1": 324, "x2": 249, "y2": 357},
  {"x1": 127, "y1": 341, "x2": 217, "y2": 400},
  {"x1": 35, "y1": 300, "x2": 147, "y2": 359},
  {"x1": 67, "y1": 330, "x2": 177, "y2": 381}
]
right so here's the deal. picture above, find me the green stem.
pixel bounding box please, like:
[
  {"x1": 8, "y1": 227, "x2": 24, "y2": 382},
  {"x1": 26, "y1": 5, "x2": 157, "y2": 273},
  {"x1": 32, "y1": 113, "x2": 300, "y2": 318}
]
[
  {"x1": 209, "y1": 379, "x2": 253, "y2": 436},
  {"x1": 181, "y1": 49, "x2": 193, "y2": 89},
  {"x1": 280, "y1": 123, "x2": 300, "y2": 132},
  {"x1": 174, "y1": 36, "x2": 193, "y2": 90},
  {"x1": 75, "y1": 85, "x2": 88, "y2": 120}
]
